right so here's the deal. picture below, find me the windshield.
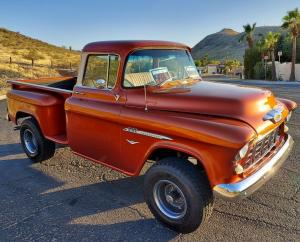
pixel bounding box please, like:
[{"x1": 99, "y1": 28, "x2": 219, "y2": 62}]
[{"x1": 124, "y1": 49, "x2": 200, "y2": 88}]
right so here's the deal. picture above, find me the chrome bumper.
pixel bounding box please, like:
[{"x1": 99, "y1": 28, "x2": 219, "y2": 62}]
[{"x1": 213, "y1": 135, "x2": 294, "y2": 199}]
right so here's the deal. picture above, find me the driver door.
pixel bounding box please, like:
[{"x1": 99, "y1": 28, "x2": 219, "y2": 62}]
[{"x1": 66, "y1": 54, "x2": 124, "y2": 169}]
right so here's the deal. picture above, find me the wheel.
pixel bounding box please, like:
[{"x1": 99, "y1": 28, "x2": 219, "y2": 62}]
[
  {"x1": 144, "y1": 157, "x2": 214, "y2": 233},
  {"x1": 20, "y1": 118, "x2": 56, "y2": 162}
]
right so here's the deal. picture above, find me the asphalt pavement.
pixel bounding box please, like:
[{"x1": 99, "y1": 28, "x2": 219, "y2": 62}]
[{"x1": 0, "y1": 81, "x2": 299, "y2": 241}]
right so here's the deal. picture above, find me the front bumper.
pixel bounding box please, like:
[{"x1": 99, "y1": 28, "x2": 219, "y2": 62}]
[{"x1": 213, "y1": 134, "x2": 294, "y2": 199}]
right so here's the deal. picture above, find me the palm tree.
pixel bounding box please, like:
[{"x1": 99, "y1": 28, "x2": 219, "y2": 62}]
[
  {"x1": 263, "y1": 32, "x2": 281, "y2": 81},
  {"x1": 239, "y1": 23, "x2": 256, "y2": 48},
  {"x1": 282, "y1": 8, "x2": 300, "y2": 81}
]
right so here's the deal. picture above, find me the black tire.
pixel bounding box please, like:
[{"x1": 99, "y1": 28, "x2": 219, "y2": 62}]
[
  {"x1": 20, "y1": 118, "x2": 55, "y2": 163},
  {"x1": 144, "y1": 157, "x2": 214, "y2": 233}
]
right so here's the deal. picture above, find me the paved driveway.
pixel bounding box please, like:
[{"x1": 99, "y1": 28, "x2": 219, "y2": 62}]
[{"x1": 0, "y1": 81, "x2": 299, "y2": 241}]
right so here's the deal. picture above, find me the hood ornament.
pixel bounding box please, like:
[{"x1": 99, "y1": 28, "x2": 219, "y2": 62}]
[{"x1": 263, "y1": 105, "x2": 284, "y2": 123}]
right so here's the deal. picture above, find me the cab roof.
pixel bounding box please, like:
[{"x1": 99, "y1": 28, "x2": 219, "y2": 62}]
[{"x1": 82, "y1": 40, "x2": 191, "y2": 53}]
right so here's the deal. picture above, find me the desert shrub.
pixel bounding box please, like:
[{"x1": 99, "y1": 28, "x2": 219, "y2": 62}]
[
  {"x1": 253, "y1": 62, "x2": 272, "y2": 80},
  {"x1": 244, "y1": 47, "x2": 262, "y2": 79},
  {"x1": 23, "y1": 49, "x2": 45, "y2": 61}
]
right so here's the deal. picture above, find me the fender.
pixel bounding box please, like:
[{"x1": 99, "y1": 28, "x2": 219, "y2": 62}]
[
  {"x1": 136, "y1": 139, "x2": 238, "y2": 187},
  {"x1": 7, "y1": 89, "x2": 66, "y2": 137},
  {"x1": 277, "y1": 98, "x2": 297, "y2": 111}
]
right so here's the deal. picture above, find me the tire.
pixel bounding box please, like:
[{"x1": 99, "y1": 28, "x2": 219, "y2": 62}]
[
  {"x1": 144, "y1": 157, "x2": 214, "y2": 233},
  {"x1": 20, "y1": 118, "x2": 55, "y2": 163}
]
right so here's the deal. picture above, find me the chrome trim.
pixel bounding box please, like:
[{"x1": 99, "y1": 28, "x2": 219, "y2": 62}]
[
  {"x1": 213, "y1": 135, "x2": 294, "y2": 199},
  {"x1": 263, "y1": 105, "x2": 284, "y2": 123},
  {"x1": 8, "y1": 80, "x2": 73, "y2": 94},
  {"x1": 126, "y1": 139, "x2": 139, "y2": 145},
  {"x1": 153, "y1": 179, "x2": 187, "y2": 219},
  {"x1": 123, "y1": 127, "x2": 172, "y2": 140}
]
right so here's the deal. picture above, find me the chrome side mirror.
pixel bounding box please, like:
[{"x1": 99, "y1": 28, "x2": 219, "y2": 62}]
[{"x1": 95, "y1": 79, "x2": 106, "y2": 88}]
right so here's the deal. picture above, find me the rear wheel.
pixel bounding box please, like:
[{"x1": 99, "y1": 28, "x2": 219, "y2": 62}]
[
  {"x1": 20, "y1": 118, "x2": 55, "y2": 162},
  {"x1": 144, "y1": 157, "x2": 214, "y2": 233}
]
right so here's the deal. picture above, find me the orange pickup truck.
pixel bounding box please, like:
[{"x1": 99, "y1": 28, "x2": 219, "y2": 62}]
[{"x1": 6, "y1": 40, "x2": 297, "y2": 233}]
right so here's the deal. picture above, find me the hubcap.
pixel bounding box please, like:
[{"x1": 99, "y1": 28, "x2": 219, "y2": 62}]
[
  {"x1": 153, "y1": 180, "x2": 187, "y2": 219},
  {"x1": 23, "y1": 129, "x2": 38, "y2": 155}
]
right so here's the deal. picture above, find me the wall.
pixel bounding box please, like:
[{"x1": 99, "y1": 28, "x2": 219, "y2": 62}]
[
  {"x1": 207, "y1": 65, "x2": 217, "y2": 75},
  {"x1": 276, "y1": 62, "x2": 300, "y2": 81}
]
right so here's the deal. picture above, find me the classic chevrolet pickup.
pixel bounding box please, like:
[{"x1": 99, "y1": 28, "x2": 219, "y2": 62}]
[{"x1": 6, "y1": 40, "x2": 297, "y2": 233}]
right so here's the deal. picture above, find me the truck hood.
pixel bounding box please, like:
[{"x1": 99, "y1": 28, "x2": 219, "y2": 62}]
[{"x1": 146, "y1": 81, "x2": 287, "y2": 134}]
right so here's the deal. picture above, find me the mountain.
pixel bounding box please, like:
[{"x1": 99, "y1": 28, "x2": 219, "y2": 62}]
[{"x1": 191, "y1": 26, "x2": 285, "y2": 61}]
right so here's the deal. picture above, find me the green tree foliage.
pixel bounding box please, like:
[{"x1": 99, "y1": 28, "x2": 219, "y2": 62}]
[
  {"x1": 244, "y1": 47, "x2": 261, "y2": 79},
  {"x1": 239, "y1": 23, "x2": 256, "y2": 48},
  {"x1": 224, "y1": 59, "x2": 241, "y2": 73},
  {"x1": 263, "y1": 32, "x2": 280, "y2": 81},
  {"x1": 253, "y1": 61, "x2": 272, "y2": 80},
  {"x1": 282, "y1": 8, "x2": 300, "y2": 81}
]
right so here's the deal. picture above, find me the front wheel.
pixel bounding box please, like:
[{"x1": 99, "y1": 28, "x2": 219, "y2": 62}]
[
  {"x1": 20, "y1": 118, "x2": 56, "y2": 163},
  {"x1": 144, "y1": 157, "x2": 214, "y2": 233}
]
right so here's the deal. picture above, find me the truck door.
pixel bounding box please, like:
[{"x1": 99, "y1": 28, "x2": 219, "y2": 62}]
[{"x1": 65, "y1": 54, "x2": 124, "y2": 169}]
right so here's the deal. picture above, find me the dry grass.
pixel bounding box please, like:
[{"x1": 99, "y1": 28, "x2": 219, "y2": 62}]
[
  {"x1": 0, "y1": 27, "x2": 81, "y2": 95},
  {"x1": 0, "y1": 63, "x2": 62, "y2": 95}
]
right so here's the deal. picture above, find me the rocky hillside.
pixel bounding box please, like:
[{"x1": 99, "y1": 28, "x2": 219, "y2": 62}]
[{"x1": 192, "y1": 26, "x2": 284, "y2": 61}]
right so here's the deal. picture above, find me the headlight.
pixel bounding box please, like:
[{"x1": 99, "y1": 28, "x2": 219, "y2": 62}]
[
  {"x1": 286, "y1": 111, "x2": 292, "y2": 122},
  {"x1": 239, "y1": 143, "x2": 249, "y2": 159},
  {"x1": 233, "y1": 143, "x2": 249, "y2": 175}
]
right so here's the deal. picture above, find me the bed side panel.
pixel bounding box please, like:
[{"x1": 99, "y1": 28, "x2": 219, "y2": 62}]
[{"x1": 7, "y1": 89, "x2": 67, "y2": 137}]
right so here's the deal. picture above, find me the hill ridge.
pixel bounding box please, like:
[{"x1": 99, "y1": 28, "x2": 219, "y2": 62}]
[{"x1": 191, "y1": 26, "x2": 284, "y2": 61}]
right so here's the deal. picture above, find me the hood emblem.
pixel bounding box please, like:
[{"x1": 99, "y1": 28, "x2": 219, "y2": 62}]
[{"x1": 263, "y1": 105, "x2": 284, "y2": 123}]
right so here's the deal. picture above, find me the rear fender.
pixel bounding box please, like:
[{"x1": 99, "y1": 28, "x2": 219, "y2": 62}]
[{"x1": 7, "y1": 89, "x2": 66, "y2": 137}]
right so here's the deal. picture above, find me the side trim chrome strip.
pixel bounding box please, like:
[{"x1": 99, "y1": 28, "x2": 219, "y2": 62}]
[
  {"x1": 123, "y1": 127, "x2": 172, "y2": 140},
  {"x1": 8, "y1": 80, "x2": 73, "y2": 94}
]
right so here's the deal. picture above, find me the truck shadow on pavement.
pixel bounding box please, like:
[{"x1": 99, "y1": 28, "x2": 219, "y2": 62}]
[
  {"x1": 0, "y1": 143, "x2": 24, "y2": 158},
  {"x1": 0, "y1": 152, "x2": 178, "y2": 241}
]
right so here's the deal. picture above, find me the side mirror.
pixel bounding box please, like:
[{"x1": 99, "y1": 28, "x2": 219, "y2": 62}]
[{"x1": 95, "y1": 79, "x2": 106, "y2": 88}]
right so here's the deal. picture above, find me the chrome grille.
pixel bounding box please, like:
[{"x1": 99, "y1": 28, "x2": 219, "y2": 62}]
[{"x1": 244, "y1": 128, "x2": 280, "y2": 170}]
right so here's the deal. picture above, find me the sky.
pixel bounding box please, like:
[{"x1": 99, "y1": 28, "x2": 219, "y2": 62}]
[{"x1": 0, "y1": 0, "x2": 299, "y2": 50}]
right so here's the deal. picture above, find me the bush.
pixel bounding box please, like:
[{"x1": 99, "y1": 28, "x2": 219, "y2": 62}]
[
  {"x1": 244, "y1": 47, "x2": 262, "y2": 79},
  {"x1": 253, "y1": 61, "x2": 272, "y2": 80}
]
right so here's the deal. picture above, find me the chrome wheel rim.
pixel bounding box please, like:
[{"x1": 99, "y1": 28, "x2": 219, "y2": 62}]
[
  {"x1": 23, "y1": 129, "x2": 38, "y2": 155},
  {"x1": 153, "y1": 180, "x2": 187, "y2": 219}
]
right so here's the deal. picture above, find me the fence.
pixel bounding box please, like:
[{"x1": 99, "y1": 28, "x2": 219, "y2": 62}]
[
  {"x1": 0, "y1": 57, "x2": 78, "y2": 80},
  {"x1": 0, "y1": 56, "x2": 78, "y2": 70},
  {"x1": 275, "y1": 62, "x2": 300, "y2": 81}
]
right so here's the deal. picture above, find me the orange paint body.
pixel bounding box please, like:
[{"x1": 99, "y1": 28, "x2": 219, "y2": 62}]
[{"x1": 6, "y1": 41, "x2": 297, "y2": 187}]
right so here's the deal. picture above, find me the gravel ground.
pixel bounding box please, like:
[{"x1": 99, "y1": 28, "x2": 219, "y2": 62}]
[{"x1": 0, "y1": 81, "x2": 299, "y2": 241}]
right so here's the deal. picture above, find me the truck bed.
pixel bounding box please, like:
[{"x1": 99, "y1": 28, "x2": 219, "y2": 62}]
[
  {"x1": 8, "y1": 76, "x2": 77, "y2": 93},
  {"x1": 6, "y1": 76, "x2": 76, "y2": 145}
]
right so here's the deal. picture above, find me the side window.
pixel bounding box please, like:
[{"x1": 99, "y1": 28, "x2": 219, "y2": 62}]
[{"x1": 83, "y1": 54, "x2": 119, "y2": 89}]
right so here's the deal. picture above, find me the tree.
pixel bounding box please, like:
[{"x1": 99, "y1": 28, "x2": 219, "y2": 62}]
[
  {"x1": 244, "y1": 47, "x2": 261, "y2": 79},
  {"x1": 224, "y1": 59, "x2": 241, "y2": 74},
  {"x1": 282, "y1": 8, "x2": 300, "y2": 81},
  {"x1": 239, "y1": 23, "x2": 256, "y2": 48},
  {"x1": 263, "y1": 32, "x2": 280, "y2": 81}
]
